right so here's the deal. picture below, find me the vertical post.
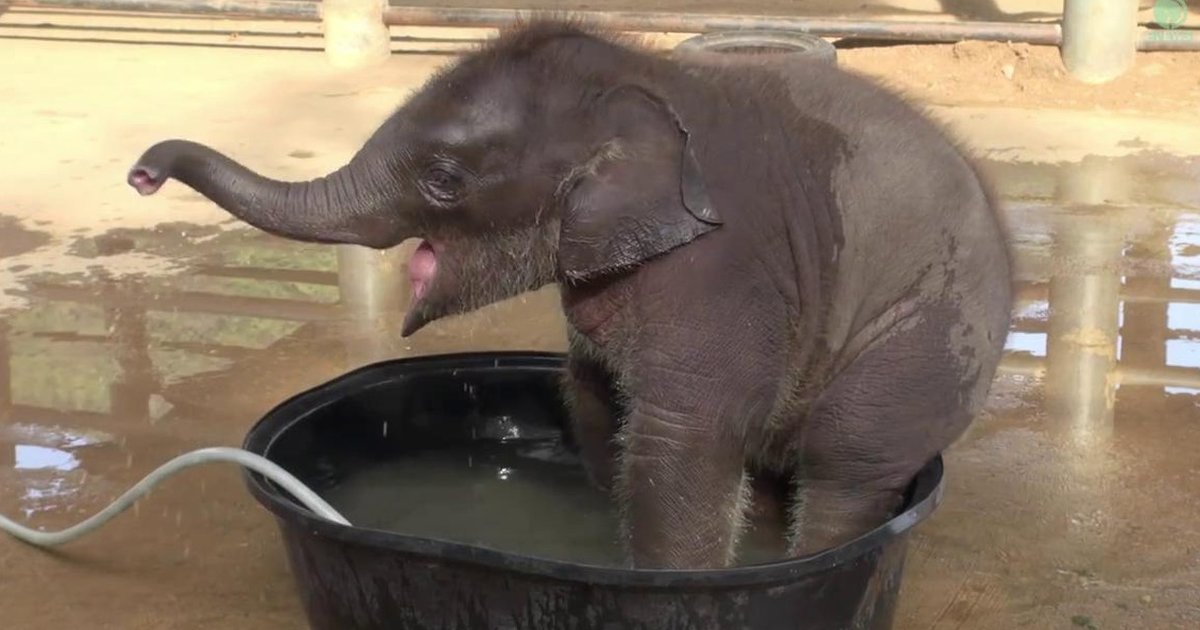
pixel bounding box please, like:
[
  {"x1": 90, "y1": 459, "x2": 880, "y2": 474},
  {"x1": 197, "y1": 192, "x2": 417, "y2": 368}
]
[
  {"x1": 104, "y1": 280, "x2": 157, "y2": 423},
  {"x1": 1044, "y1": 156, "x2": 1131, "y2": 442},
  {"x1": 321, "y1": 0, "x2": 405, "y2": 364},
  {"x1": 321, "y1": 0, "x2": 391, "y2": 69},
  {"x1": 1044, "y1": 219, "x2": 1123, "y2": 438},
  {"x1": 336, "y1": 245, "x2": 409, "y2": 322},
  {"x1": 1060, "y1": 0, "x2": 1140, "y2": 83},
  {"x1": 336, "y1": 243, "x2": 412, "y2": 366},
  {"x1": 1119, "y1": 224, "x2": 1172, "y2": 404},
  {"x1": 0, "y1": 320, "x2": 11, "y2": 424}
]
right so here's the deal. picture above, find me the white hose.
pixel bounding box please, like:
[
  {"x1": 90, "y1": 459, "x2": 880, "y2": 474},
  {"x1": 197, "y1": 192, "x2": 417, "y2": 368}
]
[{"x1": 0, "y1": 446, "x2": 350, "y2": 548}]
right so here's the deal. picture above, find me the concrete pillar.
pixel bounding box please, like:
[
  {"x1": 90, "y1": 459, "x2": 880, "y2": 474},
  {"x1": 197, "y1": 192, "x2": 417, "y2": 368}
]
[
  {"x1": 337, "y1": 244, "x2": 410, "y2": 321},
  {"x1": 104, "y1": 282, "x2": 156, "y2": 423},
  {"x1": 0, "y1": 320, "x2": 10, "y2": 423},
  {"x1": 321, "y1": 0, "x2": 391, "y2": 69},
  {"x1": 1119, "y1": 221, "x2": 1172, "y2": 405},
  {"x1": 1043, "y1": 157, "x2": 1131, "y2": 442},
  {"x1": 1061, "y1": 0, "x2": 1140, "y2": 84},
  {"x1": 322, "y1": 0, "x2": 406, "y2": 364},
  {"x1": 1044, "y1": 221, "x2": 1123, "y2": 440},
  {"x1": 336, "y1": 242, "x2": 412, "y2": 366}
]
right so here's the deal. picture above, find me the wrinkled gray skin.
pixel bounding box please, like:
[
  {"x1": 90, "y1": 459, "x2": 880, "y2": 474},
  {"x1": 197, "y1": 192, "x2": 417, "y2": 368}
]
[{"x1": 127, "y1": 20, "x2": 1013, "y2": 570}]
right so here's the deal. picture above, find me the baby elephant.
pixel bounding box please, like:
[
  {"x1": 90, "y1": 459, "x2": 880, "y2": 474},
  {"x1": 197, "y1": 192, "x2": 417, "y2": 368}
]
[{"x1": 127, "y1": 19, "x2": 1013, "y2": 569}]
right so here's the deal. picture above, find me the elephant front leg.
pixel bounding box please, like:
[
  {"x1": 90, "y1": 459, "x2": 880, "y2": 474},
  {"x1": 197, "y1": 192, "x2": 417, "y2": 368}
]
[
  {"x1": 617, "y1": 400, "x2": 752, "y2": 569},
  {"x1": 561, "y1": 336, "x2": 623, "y2": 493}
]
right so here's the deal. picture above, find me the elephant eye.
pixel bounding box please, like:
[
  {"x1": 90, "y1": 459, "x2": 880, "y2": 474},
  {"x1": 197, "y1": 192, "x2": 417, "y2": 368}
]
[{"x1": 421, "y1": 164, "x2": 466, "y2": 205}]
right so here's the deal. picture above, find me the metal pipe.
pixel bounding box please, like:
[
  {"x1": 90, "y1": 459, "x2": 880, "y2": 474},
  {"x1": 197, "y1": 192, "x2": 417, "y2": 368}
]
[
  {"x1": 1016, "y1": 281, "x2": 1200, "y2": 306},
  {"x1": 382, "y1": 7, "x2": 1067, "y2": 44},
  {"x1": 999, "y1": 357, "x2": 1200, "y2": 391},
  {"x1": 8, "y1": 0, "x2": 1200, "y2": 50},
  {"x1": 22, "y1": 283, "x2": 339, "y2": 321},
  {"x1": 0, "y1": 321, "x2": 10, "y2": 421},
  {"x1": 193, "y1": 264, "x2": 339, "y2": 286},
  {"x1": 4, "y1": 0, "x2": 321, "y2": 19},
  {"x1": 998, "y1": 353, "x2": 1046, "y2": 378},
  {"x1": 1118, "y1": 366, "x2": 1200, "y2": 390}
]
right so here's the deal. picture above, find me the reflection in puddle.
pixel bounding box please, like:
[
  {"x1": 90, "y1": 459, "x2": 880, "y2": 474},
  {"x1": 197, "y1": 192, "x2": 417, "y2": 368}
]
[
  {"x1": 19, "y1": 479, "x2": 80, "y2": 520},
  {"x1": 1166, "y1": 338, "x2": 1200, "y2": 368},
  {"x1": 0, "y1": 422, "x2": 115, "y2": 450},
  {"x1": 4, "y1": 451, "x2": 88, "y2": 520},
  {"x1": 1004, "y1": 331, "x2": 1046, "y2": 357},
  {"x1": 1166, "y1": 303, "x2": 1200, "y2": 333},
  {"x1": 1171, "y1": 278, "x2": 1200, "y2": 290},
  {"x1": 1, "y1": 424, "x2": 116, "y2": 519},
  {"x1": 13, "y1": 444, "x2": 80, "y2": 471}
]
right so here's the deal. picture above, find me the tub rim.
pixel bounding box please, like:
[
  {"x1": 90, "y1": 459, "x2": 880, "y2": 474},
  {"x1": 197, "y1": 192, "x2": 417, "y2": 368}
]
[{"x1": 242, "y1": 350, "x2": 944, "y2": 590}]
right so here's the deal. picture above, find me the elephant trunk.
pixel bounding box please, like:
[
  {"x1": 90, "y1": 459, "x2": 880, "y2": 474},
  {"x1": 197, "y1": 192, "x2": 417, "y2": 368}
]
[{"x1": 127, "y1": 136, "x2": 408, "y2": 249}]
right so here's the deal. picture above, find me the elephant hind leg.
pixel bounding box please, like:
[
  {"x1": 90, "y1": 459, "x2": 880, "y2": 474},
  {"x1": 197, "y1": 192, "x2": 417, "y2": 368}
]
[
  {"x1": 735, "y1": 468, "x2": 794, "y2": 563},
  {"x1": 786, "y1": 301, "x2": 998, "y2": 556},
  {"x1": 787, "y1": 480, "x2": 907, "y2": 556}
]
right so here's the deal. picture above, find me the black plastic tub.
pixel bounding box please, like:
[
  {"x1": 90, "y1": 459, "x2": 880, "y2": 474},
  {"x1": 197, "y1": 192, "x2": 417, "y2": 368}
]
[{"x1": 242, "y1": 351, "x2": 944, "y2": 630}]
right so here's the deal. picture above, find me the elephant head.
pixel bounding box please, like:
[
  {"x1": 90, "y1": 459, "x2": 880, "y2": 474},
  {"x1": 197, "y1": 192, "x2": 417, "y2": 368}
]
[{"x1": 126, "y1": 22, "x2": 721, "y2": 336}]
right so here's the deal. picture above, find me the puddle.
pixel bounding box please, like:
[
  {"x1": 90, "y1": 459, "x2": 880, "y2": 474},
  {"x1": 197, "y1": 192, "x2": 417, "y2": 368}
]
[
  {"x1": 0, "y1": 422, "x2": 120, "y2": 520},
  {"x1": 0, "y1": 215, "x2": 51, "y2": 260},
  {"x1": 0, "y1": 150, "x2": 1198, "y2": 627},
  {"x1": 979, "y1": 152, "x2": 1200, "y2": 210}
]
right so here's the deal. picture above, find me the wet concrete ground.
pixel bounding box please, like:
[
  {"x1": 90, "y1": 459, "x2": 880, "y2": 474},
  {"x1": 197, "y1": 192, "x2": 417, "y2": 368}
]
[{"x1": 2, "y1": 25, "x2": 1200, "y2": 630}]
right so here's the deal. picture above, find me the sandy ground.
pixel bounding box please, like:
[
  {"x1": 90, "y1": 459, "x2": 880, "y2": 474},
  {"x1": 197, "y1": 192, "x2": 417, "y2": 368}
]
[
  {"x1": 1, "y1": 5, "x2": 1199, "y2": 630},
  {"x1": 2, "y1": 9, "x2": 1198, "y2": 310}
]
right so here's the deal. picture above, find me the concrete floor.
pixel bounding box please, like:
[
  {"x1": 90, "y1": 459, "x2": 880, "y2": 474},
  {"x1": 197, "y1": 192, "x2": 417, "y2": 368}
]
[{"x1": 1, "y1": 7, "x2": 1200, "y2": 630}]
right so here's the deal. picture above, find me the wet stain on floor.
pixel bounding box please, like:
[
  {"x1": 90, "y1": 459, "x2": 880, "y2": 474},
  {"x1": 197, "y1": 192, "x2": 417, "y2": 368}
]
[
  {"x1": 0, "y1": 215, "x2": 51, "y2": 260},
  {"x1": 1, "y1": 151, "x2": 1199, "y2": 629}
]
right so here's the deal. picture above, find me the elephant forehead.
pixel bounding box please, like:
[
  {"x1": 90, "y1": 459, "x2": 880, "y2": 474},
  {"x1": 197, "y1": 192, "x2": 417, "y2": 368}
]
[{"x1": 429, "y1": 89, "x2": 524, "y2": 147}]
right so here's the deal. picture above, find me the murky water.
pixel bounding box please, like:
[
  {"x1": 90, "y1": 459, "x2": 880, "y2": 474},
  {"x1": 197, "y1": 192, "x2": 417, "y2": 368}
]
[
  {"x1": 321, "y1": 437, "x2": 789, "y2": 567},
  {"x1": 324, "y1": 440, "x2": 626, "y2": 565},
  {"x1": 2, "y1": 149, "x2": 1199, "y2": 628}
]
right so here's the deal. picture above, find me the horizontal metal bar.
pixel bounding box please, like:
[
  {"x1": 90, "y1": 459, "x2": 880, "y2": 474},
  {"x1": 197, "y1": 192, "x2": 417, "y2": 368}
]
[
  {"x1": 998, "y1": 352, "x2": 1046, "y2": 377},
  {"x1": 999, "y1": 354, "x2": 1200, "y2": 389},
  {"x1": 191, "y1": 264, "x2": 339, "y2": 286},
  {"x1": 7, "y1": 0, "x2": 1199, "y2": 50},
  {"x1": 5, "y1": 404, "x2": 113, "y2": 426},
  {"x1": 29, "y1": 331, "x2": 256, "y2": 358},
  {"x1": 1015, "y1": 280, "x2": 1200, "y2": 306},
  {"x1": 20, "y1": 282, "x2": 339, "y2": 322},
  {"x1": 1119, "y1": 366, "x2": 1200, "y2": 389},
  {"x1": 2, "y1": 0, "x2": 321, "y2": 20},
  {"x1": 383, "y1": 7, "x2": 1066, "y2": 44}
]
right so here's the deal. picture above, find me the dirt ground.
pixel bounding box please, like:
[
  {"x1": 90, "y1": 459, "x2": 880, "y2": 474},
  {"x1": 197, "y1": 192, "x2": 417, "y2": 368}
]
[
  {"x1": 1, "y1": 3, "x2": 1199, "y2": 630},
  {"x1": 3, "y1": 3, "x2": 1199, "y2": 120},
  {"x1": 841, "y1": 41, "x2": 1200, "y2": 121}
]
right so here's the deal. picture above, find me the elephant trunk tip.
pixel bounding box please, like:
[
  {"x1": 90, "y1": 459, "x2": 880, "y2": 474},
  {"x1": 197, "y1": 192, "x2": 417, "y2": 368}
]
[
  {"x1": 127, "y1": 138, "x2": 200, "y2": 196},
  {"x1": 127, "y1": 166, "x2": 164, "y2": 196}
]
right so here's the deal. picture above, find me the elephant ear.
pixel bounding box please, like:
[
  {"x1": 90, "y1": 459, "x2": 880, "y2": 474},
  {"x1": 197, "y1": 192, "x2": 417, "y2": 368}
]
[{"x1": 557, "y1": 84, "x2": 722, "y2": 282}]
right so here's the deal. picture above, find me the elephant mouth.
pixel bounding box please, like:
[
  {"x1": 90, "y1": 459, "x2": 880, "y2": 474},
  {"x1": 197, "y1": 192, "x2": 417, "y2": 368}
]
[{"x1": 408, "y1": 239, "x2": 439, "y2": 303}]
